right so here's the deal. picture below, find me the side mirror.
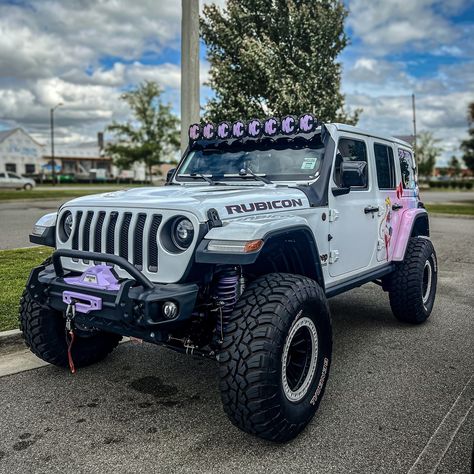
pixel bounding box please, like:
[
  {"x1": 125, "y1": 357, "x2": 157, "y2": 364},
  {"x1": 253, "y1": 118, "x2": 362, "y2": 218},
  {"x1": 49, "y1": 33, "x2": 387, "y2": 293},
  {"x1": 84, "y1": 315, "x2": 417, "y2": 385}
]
[
  {"x1": 166, "y1": 168, "x2": 176, "y2": 184},
  {"x1": 340, "y1": 161, "x2": 367, "y2": 188}
]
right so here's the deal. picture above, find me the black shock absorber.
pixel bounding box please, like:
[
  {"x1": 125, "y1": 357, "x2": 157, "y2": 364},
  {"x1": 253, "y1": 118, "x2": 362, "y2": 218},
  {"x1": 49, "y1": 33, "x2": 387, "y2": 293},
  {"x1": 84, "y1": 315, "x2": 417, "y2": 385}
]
[{"x1": 213, "y1": 267, "x2": 239, "y2": 339}]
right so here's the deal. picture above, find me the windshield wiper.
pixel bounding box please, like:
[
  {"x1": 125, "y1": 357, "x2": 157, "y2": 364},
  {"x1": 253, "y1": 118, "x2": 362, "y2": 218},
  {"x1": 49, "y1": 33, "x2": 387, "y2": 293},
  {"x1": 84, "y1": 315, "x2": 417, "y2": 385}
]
[
  {"x1": 189, "y1": 173, "x2": 216, "y2": 185},
  {"x1": 238, "y1": 168, "x2": 273, "y2": 185}
]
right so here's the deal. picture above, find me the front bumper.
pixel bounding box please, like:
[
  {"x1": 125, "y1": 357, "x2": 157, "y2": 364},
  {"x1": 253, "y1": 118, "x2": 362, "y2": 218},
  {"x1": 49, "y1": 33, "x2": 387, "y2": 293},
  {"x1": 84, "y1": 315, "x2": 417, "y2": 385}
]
[{"x1": 28, "y1": 249, "x2": 199, "y2": 341}]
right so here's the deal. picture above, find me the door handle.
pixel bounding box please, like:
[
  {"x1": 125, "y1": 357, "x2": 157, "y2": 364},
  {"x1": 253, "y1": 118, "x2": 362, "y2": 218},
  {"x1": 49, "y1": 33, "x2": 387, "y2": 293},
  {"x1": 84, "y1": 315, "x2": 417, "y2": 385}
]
[
  {"x1": 364, "y1": 205, "x2": 379, "y2": 214},
  {"x1": 392, "y1": 203, "x2": 403, "y2": 211}
]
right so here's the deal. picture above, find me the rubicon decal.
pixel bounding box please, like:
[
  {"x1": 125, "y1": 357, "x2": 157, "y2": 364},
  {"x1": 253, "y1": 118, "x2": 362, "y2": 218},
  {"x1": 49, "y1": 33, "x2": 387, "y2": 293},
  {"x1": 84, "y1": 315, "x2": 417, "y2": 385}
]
[{"x1": 225, "y1": 198, "x2": 304, "y2": 215}]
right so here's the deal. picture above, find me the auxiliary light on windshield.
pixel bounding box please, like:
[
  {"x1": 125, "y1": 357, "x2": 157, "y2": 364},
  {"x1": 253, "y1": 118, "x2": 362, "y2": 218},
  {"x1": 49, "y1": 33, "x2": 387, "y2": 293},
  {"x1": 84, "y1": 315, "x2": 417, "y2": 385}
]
[{"x1": 188, "y1": 114, "x2": 320, "y2": 143}]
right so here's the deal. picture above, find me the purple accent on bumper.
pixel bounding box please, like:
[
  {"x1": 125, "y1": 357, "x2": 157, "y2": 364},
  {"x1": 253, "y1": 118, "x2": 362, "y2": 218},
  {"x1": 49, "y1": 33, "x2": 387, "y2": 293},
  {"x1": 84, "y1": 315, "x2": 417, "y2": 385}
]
[
  {"x1": 64, "y1": 265, "x2": 121, "y2": 291},
  {"x1": 62, "y1": 291, "x2": 102, "y2": 314}
]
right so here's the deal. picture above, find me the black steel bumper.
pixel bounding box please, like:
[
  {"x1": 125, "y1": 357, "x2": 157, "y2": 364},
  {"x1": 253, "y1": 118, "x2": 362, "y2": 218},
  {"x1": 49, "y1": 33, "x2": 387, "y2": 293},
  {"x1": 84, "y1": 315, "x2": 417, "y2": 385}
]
[{"x1": 27, "y1": 249, "x2": 199, "y2": 341}]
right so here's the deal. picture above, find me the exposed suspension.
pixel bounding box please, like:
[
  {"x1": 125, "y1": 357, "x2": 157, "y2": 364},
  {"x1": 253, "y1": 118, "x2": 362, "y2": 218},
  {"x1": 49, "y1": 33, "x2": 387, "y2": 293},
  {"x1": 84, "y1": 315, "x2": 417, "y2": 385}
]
[{"x1": 213, "y1": 267, "x2": 240, "y2": 340}]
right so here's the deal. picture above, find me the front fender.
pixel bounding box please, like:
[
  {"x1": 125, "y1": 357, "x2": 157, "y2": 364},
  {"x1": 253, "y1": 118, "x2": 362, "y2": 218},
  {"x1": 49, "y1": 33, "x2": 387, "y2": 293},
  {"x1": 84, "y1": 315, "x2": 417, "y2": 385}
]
[
  {"x1": 392, "y1": 208, "x2": 429, "y2": 261},
  {"x1": 195, "y1": 214, "x2": 313, "y2": 265}
]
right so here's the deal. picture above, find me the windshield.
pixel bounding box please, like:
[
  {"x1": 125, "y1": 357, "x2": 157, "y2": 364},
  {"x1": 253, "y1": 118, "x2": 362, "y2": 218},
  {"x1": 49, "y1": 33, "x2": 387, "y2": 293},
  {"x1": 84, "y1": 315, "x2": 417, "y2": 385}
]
[{"x1": 176, "y1": 134, "x2": 325, "y2": 183}]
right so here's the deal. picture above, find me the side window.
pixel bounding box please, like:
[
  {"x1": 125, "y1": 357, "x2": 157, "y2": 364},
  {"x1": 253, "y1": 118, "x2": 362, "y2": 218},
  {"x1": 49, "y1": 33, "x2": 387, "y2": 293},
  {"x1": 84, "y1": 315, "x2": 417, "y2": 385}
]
[
  {"x1": 374, "y1": 143, "x2": 396, "y2": 189},
  {"x1": 398, "y1": 148, "x2": 416, "y2": 189},
  {"x1": 333, "y1": 138, "x2": 368, "y2": 189}
]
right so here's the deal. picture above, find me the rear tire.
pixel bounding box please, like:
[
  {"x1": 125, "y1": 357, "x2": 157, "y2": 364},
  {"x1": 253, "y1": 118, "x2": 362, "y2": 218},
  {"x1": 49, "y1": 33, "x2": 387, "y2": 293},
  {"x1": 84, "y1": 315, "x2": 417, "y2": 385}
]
[
  {"x1": 388, "y1": 237, "x2": 437, "y2": 324},
  {"x1": 19, "y1": 288, "x2": 121, "y2": 368},
  {"x1": 219, "y1": 273, "x2": 332, "y2": 442}
]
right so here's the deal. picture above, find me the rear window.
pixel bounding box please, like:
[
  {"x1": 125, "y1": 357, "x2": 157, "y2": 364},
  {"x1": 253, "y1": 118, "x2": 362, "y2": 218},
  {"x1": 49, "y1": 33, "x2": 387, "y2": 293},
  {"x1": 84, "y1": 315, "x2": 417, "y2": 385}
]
[
  {"x1": 374, "y1": 143, "x2": 396, "y2": 189},
  {"x1": 398, "y1": 149, "x2": 416, "y2": 189}
]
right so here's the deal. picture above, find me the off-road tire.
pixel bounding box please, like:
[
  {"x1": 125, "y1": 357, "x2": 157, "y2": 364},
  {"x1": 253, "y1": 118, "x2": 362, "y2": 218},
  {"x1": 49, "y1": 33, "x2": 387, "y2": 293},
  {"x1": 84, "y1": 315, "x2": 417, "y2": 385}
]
[
  {"x1": 219, "y1": 273, "x2": 332, "y2": 442},
  {"x1": 388, "y1": 237, "x2": 437, "y2": 324},
  {"x1": 19, "y1": 263, "x2": 121, "y2": 367}
]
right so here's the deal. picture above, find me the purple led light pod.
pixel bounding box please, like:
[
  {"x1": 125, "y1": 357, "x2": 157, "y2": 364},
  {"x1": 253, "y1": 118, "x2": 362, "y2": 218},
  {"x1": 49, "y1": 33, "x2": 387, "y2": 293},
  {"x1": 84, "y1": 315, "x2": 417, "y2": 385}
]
[
  {"x1": 217, "y1": 121, "x2": 231, "y2": 139},
  {"x1": 298, "y1": 113, "x2": 316, "y2": 133},
  {"x1": 202, "y1": 122, "x2": 216, "y2": 140},
  {"x1": 188, "y1": 123, "x2": 201, "y2": 141},
  {"x1": 281, "y1": 115, "x2": 297, "y2": 134},
  {"x1": 232, "y1": 120, "x2": 246, "y2": 138},
  {"x1": 263, "y1": 117, "x2": 279, "y2": 136},
  {"x1": 247, "y1": 119, "x2": 262, "y2": 138}
]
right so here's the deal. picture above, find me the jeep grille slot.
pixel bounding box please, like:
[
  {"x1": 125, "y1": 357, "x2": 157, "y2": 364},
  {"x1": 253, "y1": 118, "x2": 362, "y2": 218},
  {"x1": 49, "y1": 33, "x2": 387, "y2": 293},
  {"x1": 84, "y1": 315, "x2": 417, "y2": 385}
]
[
  {"x1": 71, "y1": 211, "x2": 82, "y2": 261},
  {"x1": 82, "y1": 211, "x2": 94, "y2": 262},
  {"x1": 133, "y1": 213, "x2": 147, "y2": 270},
  {"x1": 67, "y1": 209, "x2": 164, "y2": 275},
  {"x1": 106, "y1": 211, "x2": 118, "y2": 254},
  {"x1": 148, "y1": 214, "x2": 162, "y2": 272},
  {"x1": 119, "y1": 212, "x2": 132, "y2": 260}
]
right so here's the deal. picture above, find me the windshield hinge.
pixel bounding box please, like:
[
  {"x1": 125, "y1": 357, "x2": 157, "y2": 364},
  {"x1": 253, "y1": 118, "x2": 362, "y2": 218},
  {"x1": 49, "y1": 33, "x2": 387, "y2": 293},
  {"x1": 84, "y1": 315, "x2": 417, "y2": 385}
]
[{"x1": 328, "y1": 209, "x2": 339, "y2": 222}]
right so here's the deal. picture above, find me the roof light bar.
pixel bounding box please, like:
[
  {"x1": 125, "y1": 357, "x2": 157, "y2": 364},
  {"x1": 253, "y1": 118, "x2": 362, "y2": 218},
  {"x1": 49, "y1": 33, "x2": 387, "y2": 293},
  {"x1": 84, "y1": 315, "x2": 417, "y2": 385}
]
[{"x1": 188, "y1": 113, "x2": 320, "y2": 143}]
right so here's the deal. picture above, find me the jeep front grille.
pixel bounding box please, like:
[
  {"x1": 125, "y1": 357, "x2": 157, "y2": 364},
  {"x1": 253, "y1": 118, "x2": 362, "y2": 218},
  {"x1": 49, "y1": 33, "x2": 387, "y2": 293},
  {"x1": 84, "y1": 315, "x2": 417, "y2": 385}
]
[{"x1": 70, "y1": 209, "x2": 163, "y2": 273}]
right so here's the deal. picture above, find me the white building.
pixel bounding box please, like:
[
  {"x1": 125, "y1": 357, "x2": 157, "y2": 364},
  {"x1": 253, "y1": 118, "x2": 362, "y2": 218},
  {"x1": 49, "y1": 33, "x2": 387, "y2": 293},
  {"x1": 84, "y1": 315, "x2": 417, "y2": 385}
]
[{"x1": 0, "y1": 128, "x2": 45, "y2": 176}]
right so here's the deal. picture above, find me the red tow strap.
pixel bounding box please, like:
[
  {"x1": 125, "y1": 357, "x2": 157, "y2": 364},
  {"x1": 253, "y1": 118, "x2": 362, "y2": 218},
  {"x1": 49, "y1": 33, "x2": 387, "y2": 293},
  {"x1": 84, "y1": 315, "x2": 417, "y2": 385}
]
[{"x1": 66, "y1": 330, "x2": 76, "y2": 374}]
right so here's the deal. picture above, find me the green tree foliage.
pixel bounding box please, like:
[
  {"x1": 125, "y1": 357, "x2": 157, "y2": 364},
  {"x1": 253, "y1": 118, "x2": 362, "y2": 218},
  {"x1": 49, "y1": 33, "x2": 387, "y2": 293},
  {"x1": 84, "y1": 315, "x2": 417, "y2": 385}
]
[
  {"x1": 415, "y1": 131, "x2": 442, "y2": 178},
  {"x1": 461, "y1": 102, "x2": 474, "y2": 174},
  {"x1": 448, "y1": 155, "x2": 462, "y2": 178},
  {"x1": 107, "y1": 81, "x2": 179, "y2": 182},
  {"x1": 200, "y1": 0, "x2": 359, "y2": 124}
]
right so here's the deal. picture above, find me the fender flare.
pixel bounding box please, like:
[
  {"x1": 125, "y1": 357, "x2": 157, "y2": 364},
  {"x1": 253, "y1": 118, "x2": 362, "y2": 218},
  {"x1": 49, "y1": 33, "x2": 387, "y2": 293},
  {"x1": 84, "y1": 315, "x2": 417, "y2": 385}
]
[
  {"x1": 392, "y1": 208, "x2": 430, "y2": 261},
  {"x1": 196, "y1": 224, "x2": 325, "y2": 290}
]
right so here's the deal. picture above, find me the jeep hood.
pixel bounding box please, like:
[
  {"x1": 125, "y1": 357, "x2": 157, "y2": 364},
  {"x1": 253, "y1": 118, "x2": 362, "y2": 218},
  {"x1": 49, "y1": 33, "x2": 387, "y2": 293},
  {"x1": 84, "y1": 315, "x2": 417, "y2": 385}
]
[{"x1": 64, "y1": 185, "x2": 310, "y2": 222}]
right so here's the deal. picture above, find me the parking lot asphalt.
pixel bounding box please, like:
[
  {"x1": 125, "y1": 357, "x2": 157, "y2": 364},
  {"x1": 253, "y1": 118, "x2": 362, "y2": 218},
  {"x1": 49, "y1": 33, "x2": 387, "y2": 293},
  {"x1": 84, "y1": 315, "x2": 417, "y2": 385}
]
[{"x1": 0, "y1": 217, "x2": 473, "y2": 474}]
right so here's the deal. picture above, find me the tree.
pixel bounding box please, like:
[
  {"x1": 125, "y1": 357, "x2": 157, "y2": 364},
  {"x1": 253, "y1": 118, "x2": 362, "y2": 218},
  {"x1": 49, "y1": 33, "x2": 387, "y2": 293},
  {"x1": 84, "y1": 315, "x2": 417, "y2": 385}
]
[
  {"x1": 415, "y1": 131, "x2": 442, "y2": 179},
  {"x1": 107, "y1": 81, "x2": 179, "y2": 182},
  {"x1": 200, "y1": 0, "x2": 359, "y2": 124},
  {"x1": 448, "y1": 155, "x2": 462, "y2": 178},
  {"x1": 461, "y1": 102, "x2": 474, "y2": 175}
]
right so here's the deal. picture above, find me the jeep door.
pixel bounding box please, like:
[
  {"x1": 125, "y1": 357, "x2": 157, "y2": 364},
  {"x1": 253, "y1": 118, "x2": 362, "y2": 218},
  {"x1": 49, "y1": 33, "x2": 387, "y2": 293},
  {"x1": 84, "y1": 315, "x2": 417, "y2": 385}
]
[{"x1": 328, "y1": 134, "x2": 379, "y2": 278}]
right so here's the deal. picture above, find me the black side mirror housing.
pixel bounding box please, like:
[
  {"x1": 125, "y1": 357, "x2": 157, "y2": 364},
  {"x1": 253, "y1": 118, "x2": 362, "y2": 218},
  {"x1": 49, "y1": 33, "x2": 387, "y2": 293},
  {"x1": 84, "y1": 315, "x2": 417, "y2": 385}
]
[
  {"x1": 340, "y1": 161, "x2": 367, "y2": 188},
  {"x1": 166, "y1": 168, "x2": 176, "y2": 184}
]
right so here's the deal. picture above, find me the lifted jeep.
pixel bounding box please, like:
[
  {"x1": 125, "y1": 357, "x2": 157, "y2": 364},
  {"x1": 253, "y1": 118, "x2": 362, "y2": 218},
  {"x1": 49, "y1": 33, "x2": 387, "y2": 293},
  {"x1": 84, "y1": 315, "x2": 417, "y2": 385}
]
[{"x1": 22, "y1": 115, "x2": 437, "y2": 442}]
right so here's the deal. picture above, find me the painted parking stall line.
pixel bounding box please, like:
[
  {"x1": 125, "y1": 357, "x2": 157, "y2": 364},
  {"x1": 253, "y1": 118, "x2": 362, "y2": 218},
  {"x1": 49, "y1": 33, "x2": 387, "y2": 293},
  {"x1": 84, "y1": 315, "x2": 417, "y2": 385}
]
[{"x1": 407, "y1": 374, "x2": 474, "y2": 474}]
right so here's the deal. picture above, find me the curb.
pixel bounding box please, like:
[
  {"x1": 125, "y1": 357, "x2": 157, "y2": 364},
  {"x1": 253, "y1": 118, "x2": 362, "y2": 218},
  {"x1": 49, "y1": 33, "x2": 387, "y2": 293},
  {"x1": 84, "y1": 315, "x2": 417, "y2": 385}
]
[{"x1": 0, "y1": 329, "x2": 25, "y2": 355}]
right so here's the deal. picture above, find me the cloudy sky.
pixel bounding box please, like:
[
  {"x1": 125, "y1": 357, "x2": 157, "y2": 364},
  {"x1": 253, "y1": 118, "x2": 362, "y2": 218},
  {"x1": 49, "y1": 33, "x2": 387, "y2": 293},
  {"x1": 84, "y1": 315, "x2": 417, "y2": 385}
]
[{"x1": 0, "y1": 0, "x2": 473, "y2": 164}]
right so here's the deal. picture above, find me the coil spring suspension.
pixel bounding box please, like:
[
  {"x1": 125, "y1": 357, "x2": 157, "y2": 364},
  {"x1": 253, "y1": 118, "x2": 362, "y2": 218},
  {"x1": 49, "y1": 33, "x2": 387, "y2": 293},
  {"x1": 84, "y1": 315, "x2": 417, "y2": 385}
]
[{"x1": 214, "y1": 267, "x2": 239, "y2": 339}]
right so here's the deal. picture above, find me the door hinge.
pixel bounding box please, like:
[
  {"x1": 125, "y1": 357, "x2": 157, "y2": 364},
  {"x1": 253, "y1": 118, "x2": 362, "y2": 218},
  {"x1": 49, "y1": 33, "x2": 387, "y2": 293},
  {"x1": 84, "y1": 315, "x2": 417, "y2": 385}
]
[
  {"x1": 329, "y1": 250, "x2": 339, "y2": 264},
  {"x1": 377, "y1": 239, "x2": 385, "y2": 250},
  {"x1": 329, "y1": 209, "x2": 339, "y2": 222}
]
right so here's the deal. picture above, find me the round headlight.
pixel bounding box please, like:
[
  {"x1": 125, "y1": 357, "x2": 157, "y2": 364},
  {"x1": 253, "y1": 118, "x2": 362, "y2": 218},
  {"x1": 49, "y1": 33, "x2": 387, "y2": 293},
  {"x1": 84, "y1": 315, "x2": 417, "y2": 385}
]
[
  {"x1": 171, "y1": 217, "x2": 194, "y2": 250},
  {"x1": 62, "y1": 211, "x2": 73, "y2": 239}
]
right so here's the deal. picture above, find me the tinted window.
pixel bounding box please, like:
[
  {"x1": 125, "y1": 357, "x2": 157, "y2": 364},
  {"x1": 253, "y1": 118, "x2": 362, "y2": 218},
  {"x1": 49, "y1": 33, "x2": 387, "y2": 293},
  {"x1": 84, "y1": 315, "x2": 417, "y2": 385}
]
[
  {"x1": 0, "y1": 173, "x2": 6, "y2": 178},
  {"x1": 398, "y1": 148, "x2": 416, "y2": 189},
  {"x1": 333, "y1": 138, "x2": 368, "y2": 189},
  {"x1": 25, "y1": 164, "x2": 36, "y2": 174},
  {"x1": 374, "y1": 143, "x2": 396, "y2": 189}
]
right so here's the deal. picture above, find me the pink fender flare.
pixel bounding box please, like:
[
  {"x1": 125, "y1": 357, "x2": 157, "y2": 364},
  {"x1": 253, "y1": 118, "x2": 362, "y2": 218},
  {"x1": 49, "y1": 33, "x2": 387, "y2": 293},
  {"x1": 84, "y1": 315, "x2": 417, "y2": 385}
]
[{"x1": 392, "y1": 208, "x2": 429, "y2": 261}]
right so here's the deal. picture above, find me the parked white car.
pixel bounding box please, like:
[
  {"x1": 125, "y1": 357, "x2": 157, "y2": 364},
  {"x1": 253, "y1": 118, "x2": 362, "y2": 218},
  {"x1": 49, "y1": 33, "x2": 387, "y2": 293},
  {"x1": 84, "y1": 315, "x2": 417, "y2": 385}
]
[{"x1": 0, "y1": 172, "x2": 35, "y2": 190}]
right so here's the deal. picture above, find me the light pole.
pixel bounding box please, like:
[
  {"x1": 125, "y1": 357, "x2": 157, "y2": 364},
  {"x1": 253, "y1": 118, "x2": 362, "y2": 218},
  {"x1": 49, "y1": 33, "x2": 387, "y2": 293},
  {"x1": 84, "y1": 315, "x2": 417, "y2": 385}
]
[
  {"x1": 180, "y1": 0, "x2": 200, "y2": 155},
  {"x1": 50, "y1": 102, "x2": 63, "y2": 185}
]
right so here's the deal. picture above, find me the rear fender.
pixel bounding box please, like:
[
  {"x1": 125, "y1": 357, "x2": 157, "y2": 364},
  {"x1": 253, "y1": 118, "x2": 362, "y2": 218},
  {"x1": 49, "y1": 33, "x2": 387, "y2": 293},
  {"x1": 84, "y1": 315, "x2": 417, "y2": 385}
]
[{"x1": 392, "y1": 208, "x2": 429, "y2": 261}]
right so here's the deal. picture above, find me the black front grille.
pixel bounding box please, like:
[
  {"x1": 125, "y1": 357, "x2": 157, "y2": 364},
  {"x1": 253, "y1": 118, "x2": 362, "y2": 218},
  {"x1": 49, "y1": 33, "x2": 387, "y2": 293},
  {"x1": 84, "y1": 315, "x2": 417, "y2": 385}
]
[{"x1": 69, "y1": 210, "x2": 162, "y2": 272}]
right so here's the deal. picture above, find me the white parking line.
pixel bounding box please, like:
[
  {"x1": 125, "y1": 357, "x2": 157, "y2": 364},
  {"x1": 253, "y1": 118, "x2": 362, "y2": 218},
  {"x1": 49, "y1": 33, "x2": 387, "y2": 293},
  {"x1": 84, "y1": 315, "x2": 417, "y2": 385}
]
[{"x1": 408, "y1": 374, "x2": 474, "y2": 474}]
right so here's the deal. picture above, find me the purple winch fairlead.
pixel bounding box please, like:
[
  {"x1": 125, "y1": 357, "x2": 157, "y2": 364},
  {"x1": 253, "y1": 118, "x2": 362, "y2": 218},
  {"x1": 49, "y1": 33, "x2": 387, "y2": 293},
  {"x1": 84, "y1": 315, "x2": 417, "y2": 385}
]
[{"x1": 63, "y1": 291, "x2": 102, "y2": 314}]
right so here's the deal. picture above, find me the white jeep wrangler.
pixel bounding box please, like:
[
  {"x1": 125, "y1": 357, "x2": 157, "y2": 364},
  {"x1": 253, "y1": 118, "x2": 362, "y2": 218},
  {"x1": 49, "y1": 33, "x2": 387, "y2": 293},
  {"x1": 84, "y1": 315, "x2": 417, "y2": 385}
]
[{"x1": 22, "y1": 115, "x2": 437, "y2": 442}]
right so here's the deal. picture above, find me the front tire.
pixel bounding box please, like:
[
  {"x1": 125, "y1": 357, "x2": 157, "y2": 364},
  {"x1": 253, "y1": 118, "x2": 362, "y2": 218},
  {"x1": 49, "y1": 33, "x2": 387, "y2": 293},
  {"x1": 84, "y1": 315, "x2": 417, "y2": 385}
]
[
  {"x1": 19, "y1": 289, "x2": 121, "y2": 368},
  {"x1": 219, "y1": 273, "x2": 332, "y2": 442},
  {"x1": 23, "y1": 183, "x2": 33, "y2": 190},
  {"x1": 388, "y1": 237, "x2": 438, "y2": 324}
]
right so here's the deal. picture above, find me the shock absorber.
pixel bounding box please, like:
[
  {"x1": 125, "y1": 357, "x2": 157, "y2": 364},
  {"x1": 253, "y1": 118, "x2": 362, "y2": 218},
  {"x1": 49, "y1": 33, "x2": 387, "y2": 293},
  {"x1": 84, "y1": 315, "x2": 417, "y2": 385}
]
[{"x1": 213, "y1": 267, "x2": 239, "y2": 339}]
